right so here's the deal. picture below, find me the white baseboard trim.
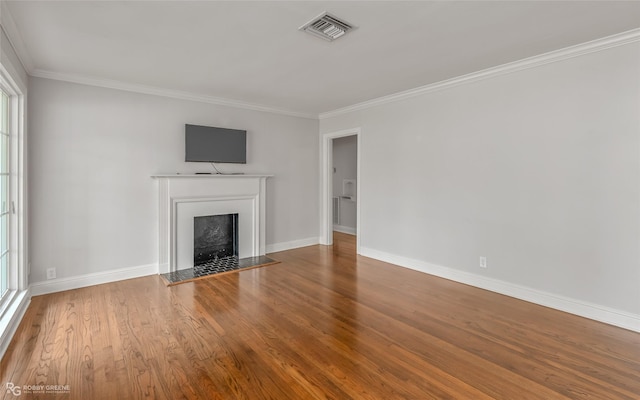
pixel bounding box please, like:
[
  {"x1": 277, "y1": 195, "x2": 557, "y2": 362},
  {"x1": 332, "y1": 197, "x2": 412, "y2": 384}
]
[
  {"x1": 360, "y1": 247, "x2": 640, "y2": 333},
  {"x1": 266, "y1": 237, "x2": 320, "y2": 254},
  {"x1": 0, "y1": 288, "x2": 31, "y2": 360},
  {"x1": 30, "y1": 263, "x2": 158, "y2": 297},
  {"x1": 333, "y1": 225, "x2": 356, "y2": 235}
]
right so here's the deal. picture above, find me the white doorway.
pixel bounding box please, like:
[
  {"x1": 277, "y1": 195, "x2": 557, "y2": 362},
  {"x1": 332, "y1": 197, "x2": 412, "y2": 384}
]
[{"x1": 320, "y1": 128, "x2": 361, "y2": 252}]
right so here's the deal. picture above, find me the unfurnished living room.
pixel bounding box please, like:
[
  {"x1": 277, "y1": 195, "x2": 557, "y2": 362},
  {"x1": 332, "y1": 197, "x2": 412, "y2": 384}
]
[{"x1": 1, "y1": 1, "x2": 640, "y2": 398}]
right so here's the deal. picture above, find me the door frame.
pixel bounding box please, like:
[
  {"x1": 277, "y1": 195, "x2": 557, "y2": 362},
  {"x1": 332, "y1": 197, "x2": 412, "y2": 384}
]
[{"x1": 320, "y1": 127, "x2": 361, "y2": 252}]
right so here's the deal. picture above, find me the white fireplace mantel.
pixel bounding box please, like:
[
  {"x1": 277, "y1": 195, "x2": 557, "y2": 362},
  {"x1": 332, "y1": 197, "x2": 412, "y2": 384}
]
[{"x1": 152, "y1": 174, "x2": 272, "y2": 274}]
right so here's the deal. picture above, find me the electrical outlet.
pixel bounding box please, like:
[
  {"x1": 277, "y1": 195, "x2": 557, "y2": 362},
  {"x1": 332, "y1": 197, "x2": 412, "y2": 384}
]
[
  {"x1": 46, "y1": 268, "x2": 56, "y2": 280},
  {"x1": 479, "y1": 256, "x2": 487, "y2": 268}
]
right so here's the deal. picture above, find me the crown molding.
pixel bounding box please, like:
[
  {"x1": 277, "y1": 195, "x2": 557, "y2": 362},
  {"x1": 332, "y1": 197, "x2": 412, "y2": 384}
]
[
  {"x1": 4, "y1": 0, "x2": 639, "y2": 123},
  {"x1": 0, "y1": 0, "x2": 34, "y2": 73},
  {"x1": 319, "y1": 28, "x2": 640, "y2": 120},
  {"x1": 2, "y1": 0, "x2": 316, "y2": 120},
  {"x1": 1, "y1": 0, "x2": 312, "y2": 119},
  {"x1": 30, "y1": 69, "x2": 318, "y2": 119}
]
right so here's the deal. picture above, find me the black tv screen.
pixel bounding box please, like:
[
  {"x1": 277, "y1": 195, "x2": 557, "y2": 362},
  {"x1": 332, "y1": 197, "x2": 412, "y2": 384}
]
[{"x1": 185, "y1": 124, "x2": 247, "y2": 164}]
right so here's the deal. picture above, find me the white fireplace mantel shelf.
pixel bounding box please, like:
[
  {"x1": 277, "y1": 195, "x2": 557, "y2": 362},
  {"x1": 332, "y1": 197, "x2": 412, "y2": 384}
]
[
  {"x1": 153, "y1": 173, "x2": 272, "y2": 274},
  {"x1": 152, "y1": 173, "x2": 273, "y2": 179}
]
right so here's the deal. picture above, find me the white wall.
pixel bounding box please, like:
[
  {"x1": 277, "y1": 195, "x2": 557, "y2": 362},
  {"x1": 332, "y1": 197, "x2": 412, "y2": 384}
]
[
  {"x1": 332, "y1": 135, "x2": 357, "y2": 232},
  {"x1": 321, "y1": 42, "x2": 640, "y2": 323},
  {"x1": 28, "y1": 77, "x2": 319, "y2": 283}
]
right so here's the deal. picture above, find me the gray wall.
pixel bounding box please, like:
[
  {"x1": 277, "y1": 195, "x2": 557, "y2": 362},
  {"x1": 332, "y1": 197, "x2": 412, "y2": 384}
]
[
  {"x1": 321, "y1": 42, "x2": 640, "y2": 317},
  {"x1": 333, "y1": 135, "x2": 357, "y2": 232},
  {"x1": 28, "y1": 77, "x2": 319, "y2": 283}
]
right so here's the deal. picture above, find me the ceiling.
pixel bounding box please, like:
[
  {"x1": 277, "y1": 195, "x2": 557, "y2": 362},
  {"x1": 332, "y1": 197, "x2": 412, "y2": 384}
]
[{"x1": 4, "y1": 1, "x2": 640, "y2": 117}]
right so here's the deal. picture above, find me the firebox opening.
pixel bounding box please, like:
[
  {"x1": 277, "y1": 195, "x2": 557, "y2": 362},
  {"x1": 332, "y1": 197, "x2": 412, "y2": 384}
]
[{"x1": 194, "y1": 213, "x2": 239, "y2": 266}]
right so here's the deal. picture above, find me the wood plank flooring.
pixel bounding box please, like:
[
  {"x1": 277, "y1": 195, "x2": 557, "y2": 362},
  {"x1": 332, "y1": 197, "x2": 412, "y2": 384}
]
[{"x1": 1, "y1": 232, "x2": 639, "y2": 399}]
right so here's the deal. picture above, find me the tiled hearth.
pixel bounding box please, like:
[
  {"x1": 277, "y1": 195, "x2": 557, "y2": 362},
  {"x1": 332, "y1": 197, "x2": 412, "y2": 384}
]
[{"x1": 160, "y1": 255, "x2": 278, "y2": 285}]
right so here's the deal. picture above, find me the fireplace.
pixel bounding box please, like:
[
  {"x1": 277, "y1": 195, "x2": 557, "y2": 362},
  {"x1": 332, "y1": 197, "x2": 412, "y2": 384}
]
[
  {"x1": 193, "y1": 213, "x2": 238, "y2": 266},
  {"x1": 152, "y1": 174, "x2": 272, "y2": 274}
]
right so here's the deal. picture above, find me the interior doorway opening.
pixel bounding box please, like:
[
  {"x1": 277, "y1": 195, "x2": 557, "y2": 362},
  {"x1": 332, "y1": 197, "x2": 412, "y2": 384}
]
[
  {"x1": 321, "y1": 128, "x2": 361, "y2": 252},
  {"x1": 332, "y1": 135, "x2": 357, "y2": 237}
]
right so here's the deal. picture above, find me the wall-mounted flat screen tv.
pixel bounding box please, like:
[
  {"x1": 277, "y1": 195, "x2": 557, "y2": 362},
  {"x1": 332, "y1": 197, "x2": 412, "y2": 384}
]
[{"x1": 185, "y1": 124, "x2": 247, "y2": 164}]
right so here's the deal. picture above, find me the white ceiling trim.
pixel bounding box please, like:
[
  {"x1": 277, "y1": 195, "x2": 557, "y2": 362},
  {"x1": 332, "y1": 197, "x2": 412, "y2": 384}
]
[
  {"x1": 29, "y1": 69, "x2": 318, "y2": 120},
  {"x1": 2, "y1": 0, "x2": 319, "y2": 119},
  {"x1": 319, "y1": 28, "x2": 640, "y2": 120},
  {"x1": 0, "y1": 1, "x2": 34, "y2": 73},
  {"x1": 4, "y1": 0, "x2": 640, "y2": 122}
]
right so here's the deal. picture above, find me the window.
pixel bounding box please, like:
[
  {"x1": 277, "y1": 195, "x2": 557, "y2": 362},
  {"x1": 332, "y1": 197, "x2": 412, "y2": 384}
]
[
  {"x1": 0, "y1": 61, "x2": 25, "y2": 318},
  {"x1": 0, "y1": 88, "x2": 8, "y2": 299},
  {"x1": 0, "y1": 51, "x2": 26, "y2": 356}
]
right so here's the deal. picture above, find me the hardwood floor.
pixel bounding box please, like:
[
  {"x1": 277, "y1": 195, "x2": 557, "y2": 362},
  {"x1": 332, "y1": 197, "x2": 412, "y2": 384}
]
[{"x1": 1, "y1": 231, "x2": 639, "y2": 399}]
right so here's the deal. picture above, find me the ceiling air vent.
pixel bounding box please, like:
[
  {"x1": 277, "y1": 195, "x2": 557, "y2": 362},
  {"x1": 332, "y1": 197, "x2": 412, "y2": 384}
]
[{"x1": 299, "y1": 12, "x2": 356, "y2": 42}]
